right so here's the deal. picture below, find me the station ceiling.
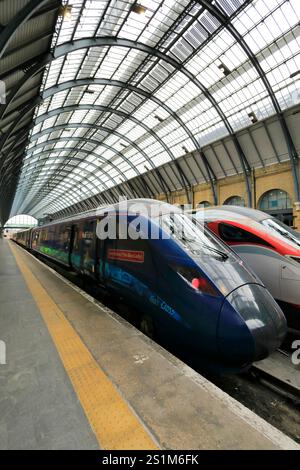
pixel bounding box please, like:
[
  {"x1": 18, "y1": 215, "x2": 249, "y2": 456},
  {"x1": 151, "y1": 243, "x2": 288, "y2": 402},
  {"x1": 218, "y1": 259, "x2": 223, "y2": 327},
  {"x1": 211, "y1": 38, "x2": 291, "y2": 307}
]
[{"x1": 0, "y1": 0, "x2": 299, "y2": 223}]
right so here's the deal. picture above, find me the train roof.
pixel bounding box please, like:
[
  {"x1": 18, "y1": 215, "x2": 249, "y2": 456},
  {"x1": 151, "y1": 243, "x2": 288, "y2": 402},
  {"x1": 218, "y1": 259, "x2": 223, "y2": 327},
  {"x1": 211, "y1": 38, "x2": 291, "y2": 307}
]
[
  {"x1": 195, "y1": 206, "x2": 270, "y2": 223},
  {"x1": 34, "y1": 199, "x2": 183, "y2": 229}
]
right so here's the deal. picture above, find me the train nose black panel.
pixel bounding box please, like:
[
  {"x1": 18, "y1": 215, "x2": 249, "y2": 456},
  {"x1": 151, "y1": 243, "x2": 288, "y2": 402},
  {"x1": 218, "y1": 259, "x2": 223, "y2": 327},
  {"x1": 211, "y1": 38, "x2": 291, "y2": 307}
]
[{"x1": 227, "y1": 284, "x2": 287, "y2": 360}]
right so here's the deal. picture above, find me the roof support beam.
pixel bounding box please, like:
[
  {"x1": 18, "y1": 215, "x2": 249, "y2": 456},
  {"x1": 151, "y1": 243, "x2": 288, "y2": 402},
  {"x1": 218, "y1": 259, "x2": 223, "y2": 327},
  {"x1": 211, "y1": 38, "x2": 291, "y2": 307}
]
[
  {"x1": 0, "y1": 96, "x2": 175, "y2": 175},
  {"x1": 0, "y1": 79, "x2": 207, "y2": 195},
  {"x1": 20, "y1": 174, "x2": 118, "y2": 215},
  {"x1": 9, "y1": 158, "x2": 115, "y2": 212},
  {"x1": 4, "y1": 122, "x2": 166, "y2": 213},
  {"x1": 31, "y1": 103, "x2": 176, "y2": 170},
  {"x1": 198, "y1": 0, "x2": 299, "y2": 202},
  {"x1": 0, "y1": 0, "x2": 50, "y2": 59},
  {"x1": 220, "y1": 140, "x2": 238, "y2": 174},
  {"x1": 30, "y1": 123, "x2": 165, "y2": 185},
  {"x1": 40, "y1": 80, "x2": 205, "y2": 182},
  {"x1": 29, "y1": 179, "x2": 130, "y2": 216},
  {"x1": 1, "y1": 137, "x2": 157, "y2": 200},
  {"x1": 262, "y1": 121, "x2": 280, "y2": 164},
  {"x1": 247, "y1": 130, "x2": 265, "y2": 169},
  {"x1": 233, "y1": 138, "x2": 252, "y2": 208},
  {"x1": 1, "y1": 30, "x2": 53, "y2": 71},
  {"x1": 14, "y1": 150, "x2": 121, "y2": 189},
  {"x1": 21, "y1": 177, "x2": 118, "y2": 215},
  {"x1": 2, "y1": 145, "x2": 143, "y2": 203},
  {"x1": 0, "y1": 37, "x2": 221, "y2": 202}
]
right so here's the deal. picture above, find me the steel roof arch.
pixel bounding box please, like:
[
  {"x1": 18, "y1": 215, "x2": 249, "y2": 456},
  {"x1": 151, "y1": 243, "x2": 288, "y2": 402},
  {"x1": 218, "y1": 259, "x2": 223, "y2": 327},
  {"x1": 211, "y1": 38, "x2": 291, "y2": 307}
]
[{"x1": 197, "y1": 0, "x2": 300, "y2": 201}]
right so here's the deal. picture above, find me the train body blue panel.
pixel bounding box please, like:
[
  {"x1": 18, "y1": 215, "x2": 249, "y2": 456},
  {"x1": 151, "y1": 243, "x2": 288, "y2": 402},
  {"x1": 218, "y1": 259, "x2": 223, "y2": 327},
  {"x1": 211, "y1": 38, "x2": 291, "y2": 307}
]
[{"x1": 12, "y1": 199, "x2": 287, "y2": 373}]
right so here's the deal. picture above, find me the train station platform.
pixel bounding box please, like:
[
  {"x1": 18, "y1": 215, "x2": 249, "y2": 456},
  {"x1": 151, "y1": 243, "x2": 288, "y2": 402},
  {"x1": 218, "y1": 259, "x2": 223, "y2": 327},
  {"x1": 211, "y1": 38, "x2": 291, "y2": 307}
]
[{"x1": 0, "y1": 238, "x2": 298, "y2": 450}]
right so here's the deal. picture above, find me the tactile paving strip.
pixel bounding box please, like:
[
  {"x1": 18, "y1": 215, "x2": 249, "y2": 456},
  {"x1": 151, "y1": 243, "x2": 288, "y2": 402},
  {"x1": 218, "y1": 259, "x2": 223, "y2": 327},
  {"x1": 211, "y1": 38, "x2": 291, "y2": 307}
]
[{"x1": 9, "y1": 242, "x2": 158, "y2": 450}]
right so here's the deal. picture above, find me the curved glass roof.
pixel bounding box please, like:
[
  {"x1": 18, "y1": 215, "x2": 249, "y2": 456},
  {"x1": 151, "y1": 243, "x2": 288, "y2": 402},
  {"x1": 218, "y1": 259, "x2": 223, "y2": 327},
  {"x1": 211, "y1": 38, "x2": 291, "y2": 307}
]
[{"x1": 6, "y1": 0, "x2": 300, "y2": 218}]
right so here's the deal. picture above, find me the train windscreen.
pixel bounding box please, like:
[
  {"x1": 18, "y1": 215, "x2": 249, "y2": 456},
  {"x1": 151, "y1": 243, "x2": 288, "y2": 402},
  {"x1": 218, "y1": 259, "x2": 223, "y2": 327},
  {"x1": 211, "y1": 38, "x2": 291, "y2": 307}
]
[
  {"x1": 261, "y1": 218, "x2": 300, "y2": 249},
  {"x1": 161, "y1": 213, "x2": 234, "y2": 261},
  {"x1": 160, "y1": 213, "x2": 259, "y2": 294}
]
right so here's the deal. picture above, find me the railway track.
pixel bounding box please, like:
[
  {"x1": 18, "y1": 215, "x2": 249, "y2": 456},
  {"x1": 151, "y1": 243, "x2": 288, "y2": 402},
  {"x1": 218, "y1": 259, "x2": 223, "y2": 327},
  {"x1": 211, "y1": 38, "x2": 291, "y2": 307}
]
[{"x1": 251, "y1": 349, "x2": 300, "y2": 405}]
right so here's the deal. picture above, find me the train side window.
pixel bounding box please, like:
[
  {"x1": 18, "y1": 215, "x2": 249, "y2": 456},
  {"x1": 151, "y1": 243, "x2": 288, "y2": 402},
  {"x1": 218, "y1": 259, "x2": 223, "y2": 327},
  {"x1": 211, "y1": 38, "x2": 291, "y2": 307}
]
[
  {"x1": 219, "y1": 223, "x2": 270, "y2": 246},
  {"x1": 70, "y1": 223, "x2": 81, "y2": 267},
  {"x1": 73, "y1": 225, "x2": 79, "y2": 251},
  {"x1": 59, "y1": 224, "x2": 71, "y2": 252}
]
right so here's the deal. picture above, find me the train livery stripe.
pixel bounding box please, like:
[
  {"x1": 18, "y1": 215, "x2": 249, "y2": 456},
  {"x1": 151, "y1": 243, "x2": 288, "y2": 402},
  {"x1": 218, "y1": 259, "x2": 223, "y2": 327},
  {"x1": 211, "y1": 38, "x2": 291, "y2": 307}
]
[{"x1": 8, "y1": 242, "x2": 158, "y2": 450}]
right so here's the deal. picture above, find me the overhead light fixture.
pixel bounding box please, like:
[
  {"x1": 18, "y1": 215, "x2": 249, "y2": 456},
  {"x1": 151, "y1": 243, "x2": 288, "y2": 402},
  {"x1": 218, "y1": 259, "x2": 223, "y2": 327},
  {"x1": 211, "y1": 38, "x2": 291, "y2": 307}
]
[
  {"x1": 290, "y1": 70, "x2": 300, "y2": 79},
  {"x1": 248, "y1": 111, "x2": 258, "y2": 124},
  {"x1": 182, "y1": 146, "x2": 189, "y2": 154},
  {"x1": 85, "y1": 89, "x2": 95, "y2": 95},
  {"x1": 131, "y1": 3, "x2": 147, "y2": 15},
  {"x1": 120, "y1": 142, "x2": 127, "y2": 148},
  {"x1": 154, "y1": 115, "x2": 164, "y2": 123},
  {"x1": 218, "y1": 62, "x2": 231, "y2": 77},
  {"x1": 59, "y1": 5, "x2": 72, "y2": 21}
]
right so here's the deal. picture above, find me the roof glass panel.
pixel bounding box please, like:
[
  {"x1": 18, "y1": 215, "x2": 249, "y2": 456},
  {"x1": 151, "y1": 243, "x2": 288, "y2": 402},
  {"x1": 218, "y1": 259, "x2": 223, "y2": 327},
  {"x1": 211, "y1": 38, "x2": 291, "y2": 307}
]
[{"x1": 10, "y1": 0, "x2": 300, "y2": 218}]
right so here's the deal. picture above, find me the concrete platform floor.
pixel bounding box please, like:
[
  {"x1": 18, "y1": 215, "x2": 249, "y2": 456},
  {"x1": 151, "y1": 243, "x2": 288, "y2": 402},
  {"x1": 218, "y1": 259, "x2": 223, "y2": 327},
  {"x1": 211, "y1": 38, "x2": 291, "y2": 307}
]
[
  {"x1": 0, "y1": 239, "x2": 99, "y2": 449},
  {"x1": 0, "y1": 238, "x2": 299, "y2": 450}
]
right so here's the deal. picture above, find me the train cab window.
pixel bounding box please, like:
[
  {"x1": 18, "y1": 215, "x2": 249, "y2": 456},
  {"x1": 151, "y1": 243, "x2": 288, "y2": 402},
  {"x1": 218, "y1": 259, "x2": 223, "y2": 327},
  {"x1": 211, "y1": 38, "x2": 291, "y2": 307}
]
[
  {"x1": 161, "y1": 213, "x2": 232, "y2": 260},
  {"x1": 261, "y1": 218, "x2": 300, "y2": 247},
  {"x1": 219, "y1": 223, "x2": 270, "y2": 246}
]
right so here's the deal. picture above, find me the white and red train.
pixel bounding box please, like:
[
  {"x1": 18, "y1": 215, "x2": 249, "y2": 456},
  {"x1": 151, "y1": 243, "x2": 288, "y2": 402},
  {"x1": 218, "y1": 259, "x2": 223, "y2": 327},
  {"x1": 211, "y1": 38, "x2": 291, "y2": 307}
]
[{"x1": 195, "y1": 206, "x2": 300, "y2": 330}]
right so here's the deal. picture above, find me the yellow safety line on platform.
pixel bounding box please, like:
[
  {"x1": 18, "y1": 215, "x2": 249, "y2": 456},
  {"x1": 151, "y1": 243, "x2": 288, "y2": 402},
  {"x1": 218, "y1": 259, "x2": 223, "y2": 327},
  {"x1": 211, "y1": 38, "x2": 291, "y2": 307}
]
[{"x1": 9, "y1": 242, "x2": 158, "y2": 450}]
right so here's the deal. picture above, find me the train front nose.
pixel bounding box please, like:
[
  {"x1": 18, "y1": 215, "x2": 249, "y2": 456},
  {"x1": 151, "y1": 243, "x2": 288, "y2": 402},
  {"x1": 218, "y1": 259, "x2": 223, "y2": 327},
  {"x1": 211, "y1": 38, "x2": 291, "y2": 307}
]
[{"x1": 218, "y1": 284, "x2": 287, "y2": 366}]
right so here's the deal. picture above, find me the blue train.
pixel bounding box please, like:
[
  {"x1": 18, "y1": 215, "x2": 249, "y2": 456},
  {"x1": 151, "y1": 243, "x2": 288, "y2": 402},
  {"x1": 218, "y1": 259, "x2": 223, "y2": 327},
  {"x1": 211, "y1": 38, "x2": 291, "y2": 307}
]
[{"x1": 12, "y1": 199, "x2": 287, "y2": 373}]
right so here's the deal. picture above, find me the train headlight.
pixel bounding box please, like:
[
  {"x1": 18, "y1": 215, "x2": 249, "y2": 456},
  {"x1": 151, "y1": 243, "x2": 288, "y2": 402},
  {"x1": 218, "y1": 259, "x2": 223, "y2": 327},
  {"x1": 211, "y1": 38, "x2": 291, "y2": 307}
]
[
  {"x1": 171, "y1": 264, "x2": 219, "y2": 297},
  {"x1": 191, "y1": 277, "x2": 217, "y2": 296}
]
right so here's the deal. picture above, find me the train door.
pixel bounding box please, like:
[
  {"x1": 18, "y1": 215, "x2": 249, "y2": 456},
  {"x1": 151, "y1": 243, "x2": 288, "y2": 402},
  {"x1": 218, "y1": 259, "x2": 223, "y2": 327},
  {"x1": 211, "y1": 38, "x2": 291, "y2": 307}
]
[
  {"x1": 70, "y1": 223, "x2": 81, "y2": 270},
  {"x1": 56, "y1": 223, "x2": 72, "y2": 265},
  {"x1": 100, "y1": 215, "x2": 158, "y2": 309},
  {"x1": 70, "y1": 219, "x2": 97, "y2": 278},
  {"x1": 100, "y1": 214, "x2": 118, "y2": 290},
  {"x1": 95, "y1": 217, "x2": 105, "y2": 286}
]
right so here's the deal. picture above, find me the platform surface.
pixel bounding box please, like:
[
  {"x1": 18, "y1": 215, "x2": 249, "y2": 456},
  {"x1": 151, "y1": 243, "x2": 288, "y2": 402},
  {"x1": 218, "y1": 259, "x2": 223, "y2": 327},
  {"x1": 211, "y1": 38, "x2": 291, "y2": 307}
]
[
  {"x1": 0, "y1": 239, "x2": 99, "y2": 449},
  {"x1": 0, "y1": 239, "x2": 299, "y2": 450}
]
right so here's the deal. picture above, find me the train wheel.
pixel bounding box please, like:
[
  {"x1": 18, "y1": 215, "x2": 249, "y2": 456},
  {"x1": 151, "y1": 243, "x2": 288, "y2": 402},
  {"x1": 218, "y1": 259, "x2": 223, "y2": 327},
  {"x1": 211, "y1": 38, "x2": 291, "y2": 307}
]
[{"x1": 140, "y1": 314, "x2": 155, "y2": 339}]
